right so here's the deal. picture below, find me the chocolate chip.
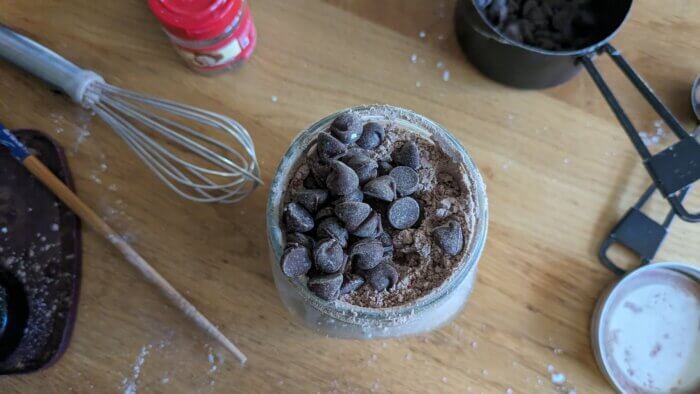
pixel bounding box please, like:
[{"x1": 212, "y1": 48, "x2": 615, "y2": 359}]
[
  {"x1": 378, "y1": 231, "x2": 392, "y2": 249},
  {"x1": 284, "y1": 202, "x2": 314, "y2": 233},
  {"x1": 394, "y1": 141, "x2": 420, "y2": 170},
  {"x1": 317, "y1": 132, "x2": 347, "y2": 162},
  {"x1": 308, "y1": 273, "x2": 343, "y2": 301},
  {"x1": 304, "y1": 173, "x2": 321, "y2": 189},
  {"x1": 315, "y1": 206, "x2": 336, "y2": 221},
  {"x1": 326, "y1": 160, "x2": 359, "y2": 196},
  {"x1": 339, "y1": 274, "x2": 365, "y2": 295},
  {"x1": 356, "y1": 122, "x2": 385, "y2": 149},
  {"x1": 366, "y1": 263, "x2": 399, "y2": 292},
  {"x1": 387, "y1": 197, "x2": 420, "y2": 230},
  {"x1": 332, "y1": 188, "x2": 364, "y2": 204},
  {"x1": 334, "y1": 201, "x2": 371, "y2": 231},
  {"x1": 389, "y1": 166, "x2": 419, "y2": 197},
  {"x1": 486, "y1": 0, "x2": 508, "y2": 27},
  {"x1": 522, "y1": 0, "x2": 537, "y2": 15},
  {"x1": 308, "y1": 149, "x2": 331, "y2": 185},
  {"x1": 349, "y1": 238, "x2": 384, "y2": 270},
  {"x1": 377, "y1": 160, "x2": 393, "y2": 176},
  {"x1": 503, "y1": 21, "x2": 522, "y2": 42},
  {"x1": 432, "y1": 220, "x2": 464, "y2": 256},
  {"x1": 286, "y1": 232, "x2": 315, "y2": 249},
  {"x1": 351, "y1": 210, "x2": 383, "y2": 238},
  {"x1": 316, "y1": 217, "x2": 349, "y2": 248},
  {"x1": 293, "y1": 189, "x2": 328, "y2": 213},
  {"x1": 313, "y1": 238, "x2": 345, "y2": 274},
  {"x1": 342, "y1": 149, "x2": 378, "y2": 184},
  {"x1": 330, "y1": 112, "x2": 362, "y2": 144},
  {"x1": 377, "y1": 231, "x2": 394, "y2": 258},
  {"x1": 362, "y1": 175, "x2": 396, "y2": 202},
  {"x1": 281, "y1": 244, "x2": 312, "y2": 277}
]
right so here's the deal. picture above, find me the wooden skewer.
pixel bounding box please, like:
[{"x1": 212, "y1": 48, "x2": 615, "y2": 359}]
[{"x1": 21, "y1": 154, "x2": 247, "y2": 364}]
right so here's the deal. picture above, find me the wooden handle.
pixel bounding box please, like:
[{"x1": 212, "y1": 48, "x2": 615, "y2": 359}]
[{"x1": 22, "y1": 155, "x2": 247, "y2": 364}]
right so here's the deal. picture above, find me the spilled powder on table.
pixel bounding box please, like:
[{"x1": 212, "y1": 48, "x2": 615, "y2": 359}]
[{"x1": 122, "y1": 344, "x2": 152, "y2": 394}]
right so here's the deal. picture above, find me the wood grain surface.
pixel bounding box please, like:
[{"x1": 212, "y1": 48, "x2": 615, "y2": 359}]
[{"x1": 1, "y1": 0, "x2": 699, "y2": 393}]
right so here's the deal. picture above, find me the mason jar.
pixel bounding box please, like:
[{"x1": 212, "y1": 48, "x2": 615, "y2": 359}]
[{"x1": 267, "y1": 104, "x2": 488, "y2": 339}]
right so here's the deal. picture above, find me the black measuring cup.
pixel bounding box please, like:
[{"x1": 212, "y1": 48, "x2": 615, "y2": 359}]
[{"x1": 455, "y1": 0, "x2": 700, "y2": 222}]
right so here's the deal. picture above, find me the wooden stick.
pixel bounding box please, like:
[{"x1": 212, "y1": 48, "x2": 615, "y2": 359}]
[{"x1": 21, "y1": 155, "x2": 247, "y2": 364}]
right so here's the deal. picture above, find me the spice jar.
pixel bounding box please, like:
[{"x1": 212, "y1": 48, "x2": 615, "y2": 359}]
[
  {"x1": 266, "y1": 105, "x2": 489, "y2": 339},
  {"x1": 148, "y1": 0, "x2": 257, "y2": 74}
]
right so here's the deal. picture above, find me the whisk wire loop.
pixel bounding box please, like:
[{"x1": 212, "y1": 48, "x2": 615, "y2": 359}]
[{"x1": 87, "y1": 82, "x2": 261, "y2": 203}]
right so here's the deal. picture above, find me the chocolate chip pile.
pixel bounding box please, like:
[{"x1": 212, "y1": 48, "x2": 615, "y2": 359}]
[
  {"x1": 280, "y1": 112, "x2": 470, "y2": 306},
  {"x1": 479, "y1": 0, "x2": 599, "y2": 51}
]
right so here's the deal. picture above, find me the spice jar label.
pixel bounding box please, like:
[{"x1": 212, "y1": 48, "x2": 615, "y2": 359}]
[{"x1": 175, "y1": 38, "x2": 242, "y2": 69}]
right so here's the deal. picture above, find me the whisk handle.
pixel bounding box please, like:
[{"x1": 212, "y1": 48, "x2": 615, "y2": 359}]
[{"x1": 0, "y1": 25, "x2": 103, "y2": 107}]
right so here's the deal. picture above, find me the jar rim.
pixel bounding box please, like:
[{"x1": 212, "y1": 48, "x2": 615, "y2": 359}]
[{"x1": 267, "y1": 104, "x2": 489, "y2": 324}]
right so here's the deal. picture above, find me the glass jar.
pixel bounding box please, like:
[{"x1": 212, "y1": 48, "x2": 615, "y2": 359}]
[
  {"x1": 266, "y1": 105, "x2": 489, "y2": 339},
  {"x1": 148, "y1": 0, "x2": 257, "y2": 74}
]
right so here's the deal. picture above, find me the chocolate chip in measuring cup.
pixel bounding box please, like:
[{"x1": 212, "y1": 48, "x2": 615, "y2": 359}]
[
  {"x1": 486, "y1": 0, "x2": 509, "y2": 27},
  {"x1": 334, "y1": 201, "x2": 371, "y2": 231},
  {"x1": 356, "y1": 122, "x2": 385, "y2": 149},
  {"x1": 294, "y1": 189, "x2": 329, "y2": 213},
  {"x1": 316, "y1": 217, "x2": 349, "y2": 248},
  {"x1": 387, "y1": 197, "x2": 420, "y2": 230},
  {"x1": 432, "y1": 220, "x2": 464, "y2": 256},
  {"x1": 313, "y1": 238, "x2": 345, "y2": 274},
  {"x1": 362, "y1": 175, "x2": 396, "y2": 202},
  {"x1": 503, "y1": 21, "x2": 523, "y2": 42},
  {"x1": 330, "y1": 112, "x2": 362, "y2": 144},
  {"x1": 317, "y1": 132, "x2": 347, "y2": 162},
  {"x1": 308, "y1": 273, "x2": 343, "y2": 301},
  {"x1": 326, "y1": 160, "x2": 360, "y2": 196},
  {"x1": 284, "y1": 202, "x2": 315, "y2": 233},
  {"x1": 394, "y1": 141, "x2": 421, "y2": 170},
  {"x1": 349, "y1": 238, "x2": 384, "y2": 270},
  {"x1": 366, "y1": 263, "x2": 399, "y2": 292},
  {"x1": 389, "y1": 166, "x2": 419, "y2": 197},
  {"x1": 281, "y1": 244, "x2": 312, "y2": 277}
]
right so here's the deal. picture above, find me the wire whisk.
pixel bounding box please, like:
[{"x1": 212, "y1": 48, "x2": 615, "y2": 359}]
[{"x1": 0, "y1": 25, "x2": 261, "y2": 203}]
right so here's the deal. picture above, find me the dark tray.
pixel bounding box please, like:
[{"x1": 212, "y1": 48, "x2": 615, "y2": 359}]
[{"x1": 0, "y1": 129, "x2": 82, "y2": 374}]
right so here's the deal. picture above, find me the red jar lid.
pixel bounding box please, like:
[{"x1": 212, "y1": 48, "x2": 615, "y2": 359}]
[{"x1": 148, "y1": 0, "x2": 244, "y2": 41}]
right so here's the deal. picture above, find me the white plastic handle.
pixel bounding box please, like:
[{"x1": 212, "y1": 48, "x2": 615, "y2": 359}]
[{"x1": 0, "y1": 25, "x2": 103, "y2": 107}]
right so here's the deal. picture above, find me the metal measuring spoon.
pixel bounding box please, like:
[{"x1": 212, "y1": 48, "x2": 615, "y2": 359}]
[{"x1": 598, "y1": 77, "x2": 700, "y2": 274}]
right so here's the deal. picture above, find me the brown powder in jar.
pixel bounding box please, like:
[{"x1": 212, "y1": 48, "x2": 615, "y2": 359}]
[{"x1": 285, "y1": 123, "x2": 474, "y2": 308}]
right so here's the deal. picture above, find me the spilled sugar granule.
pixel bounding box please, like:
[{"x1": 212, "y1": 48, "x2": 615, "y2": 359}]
[
  {"x1": 442, "y1": 70, "x2": 450, "y2": 82},
  {"x1": 551, "y1": 373, "x2": 566, "y2": 385}
]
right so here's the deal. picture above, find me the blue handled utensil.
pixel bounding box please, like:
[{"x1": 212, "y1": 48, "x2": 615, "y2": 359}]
[{"x1": 0, "y1": 126, "x2": 247, "y2": 363}]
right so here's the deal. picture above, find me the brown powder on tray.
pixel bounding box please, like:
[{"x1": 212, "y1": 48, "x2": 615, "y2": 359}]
[{"x1": 284, "y1": 122, "x2": 472, "y2": 308}]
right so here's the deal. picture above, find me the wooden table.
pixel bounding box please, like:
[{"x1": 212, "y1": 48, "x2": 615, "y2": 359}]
[{"x1": 2, "y1": 1, "x2": 699, "y2": 392}]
